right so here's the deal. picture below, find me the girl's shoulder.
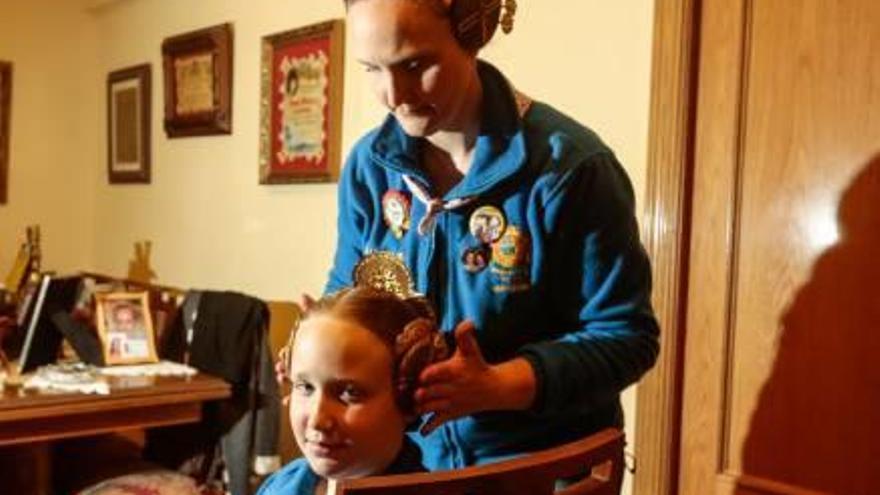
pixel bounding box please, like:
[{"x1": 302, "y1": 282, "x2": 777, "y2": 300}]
[{"x1": 255, "y1": 458, "x2": 319, "y2": 495}]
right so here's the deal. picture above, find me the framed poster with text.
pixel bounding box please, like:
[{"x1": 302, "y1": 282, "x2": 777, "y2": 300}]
[{"x1": 259, "y1": 20, "x2": 344, "y2": 184}]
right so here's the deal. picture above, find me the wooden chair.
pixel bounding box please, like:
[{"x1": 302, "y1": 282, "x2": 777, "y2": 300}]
[
  {"x1": 265, "y1": 299, "x2": 302, "y2": 462},
  {"x1": 337, "y1": 428, "x2": 625, "y2": 495}
]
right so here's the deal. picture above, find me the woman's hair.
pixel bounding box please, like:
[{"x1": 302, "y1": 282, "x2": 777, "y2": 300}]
[
  {"x1": 342, "y1": 0, "x2": 503, "y2": 51},
  {"x1": 343, "y1": 0, "x2": 447, "y2": 17},
  {"x1": 284, "y1": 286, "x2": 448, "y2": 415}
]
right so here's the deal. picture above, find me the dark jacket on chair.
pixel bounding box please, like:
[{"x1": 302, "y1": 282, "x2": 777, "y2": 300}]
[{"x1": 150, "y1": 290, "x2": 281, "y2": 495}]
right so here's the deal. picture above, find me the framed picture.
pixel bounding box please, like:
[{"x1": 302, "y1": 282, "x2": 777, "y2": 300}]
[
  {"x1": 162, "y1": 23, "x2": 233, "y2": 138},
  {"x1": 94, "y1": 291, "x2": 159, "y2": 365},
  {"x1": 0, "y1": 60, "x2": 11, "y2": 204},
  {"x1": 259, "y1": 20, "x2": 345, "y2": 184},
  {"x1": 107, "y1": 64, "x2": 151, "y2": 184}
]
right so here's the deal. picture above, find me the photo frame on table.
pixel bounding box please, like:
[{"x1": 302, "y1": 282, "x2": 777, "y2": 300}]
[
  {"x1": 94, "y1": 291, "x2": 158, "y2": 365},
  {"x1": 0, "y1": 61, "x2": 12, "y2": 204},
  {"x1": 162, "y1": 23, "x2": 233, "y2": 138},
  {"x1": 259, "y1": 19, "x2": 344, "y2": 184},
  {"x1": 107, "y1": 64, "x2": 151, "y2": 184}
]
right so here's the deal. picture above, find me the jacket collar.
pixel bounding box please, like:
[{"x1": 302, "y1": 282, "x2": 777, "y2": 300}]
[{"x1": 368, "y1": 61, "x2": 529, "y2": 200}]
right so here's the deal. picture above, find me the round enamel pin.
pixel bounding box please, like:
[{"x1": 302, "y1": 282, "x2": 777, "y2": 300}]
[
  {"x1": 461, "y1": 245, "x2": 491, "y2": 273},
  {"x1": 382, "y1": 190, "x2": 411, "y2": 239},
  {"x1": 491, "y1": 225, "x2": 531, "y2": 269},
  {"x1": 469, "y1": 205, "x2": 506, "y2": 244}
]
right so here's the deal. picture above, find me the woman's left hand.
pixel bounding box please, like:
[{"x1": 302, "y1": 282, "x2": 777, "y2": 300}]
[{"x1": 414, "y1": 320, "x2": 537, "y2": 435}]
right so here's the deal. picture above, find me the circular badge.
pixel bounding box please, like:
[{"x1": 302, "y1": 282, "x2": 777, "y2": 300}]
[
  {"x1": 469, "y1": 205, "x2": 506, "y2": 244},
  {"x1": 461, "y1": 245, "x2": 491, "y2": 273},
  {"x1": 353, "y1": 251, "x2": 416, "y2": 299},
  {"x1": 382, "y1": 190, "x2": 411, "y2": 239},
  {"x1": 491, "y1": 226, "x2": 531, "y2": 269}
]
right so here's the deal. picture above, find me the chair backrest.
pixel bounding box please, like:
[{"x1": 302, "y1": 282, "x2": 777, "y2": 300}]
[
  {"x1": 336, "y1": 428, "x2": 625, "y2": 495},
  {"x1": 265, "y1": 299, "x2": 302, "y2": 462}
]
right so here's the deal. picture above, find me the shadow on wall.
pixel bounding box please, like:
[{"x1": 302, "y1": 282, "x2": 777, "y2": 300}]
[{"x1": 740, "y1": 154, "x2": 880, "y2": 494}]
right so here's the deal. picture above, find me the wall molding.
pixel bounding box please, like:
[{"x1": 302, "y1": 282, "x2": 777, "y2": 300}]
[{"x1": 633, "y1": 0, "x2": 700, "y2": 494}]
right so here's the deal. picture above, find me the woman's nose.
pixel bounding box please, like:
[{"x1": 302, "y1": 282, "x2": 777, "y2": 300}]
[{"x1": 385, "y1": 71, "x2": 413, "y2": 109}]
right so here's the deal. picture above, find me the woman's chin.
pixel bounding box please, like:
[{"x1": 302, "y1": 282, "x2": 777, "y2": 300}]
[{"x1": 395, "y1": 113, "x2": 438, "y2": 137}]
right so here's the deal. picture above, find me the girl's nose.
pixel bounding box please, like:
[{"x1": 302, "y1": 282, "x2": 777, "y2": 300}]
[{"x1": 306, "y1": 393, "x2": 336, "y2": 432}]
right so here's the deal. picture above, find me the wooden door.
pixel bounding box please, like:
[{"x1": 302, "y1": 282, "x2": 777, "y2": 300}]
[{"x1": 679, "y1": 0, "x2": 880, "y2": 493}]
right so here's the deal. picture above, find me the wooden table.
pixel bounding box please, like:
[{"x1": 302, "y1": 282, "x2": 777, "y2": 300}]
[{"x1": 0, "y1": 372, "x2": 230, "y2": 446}]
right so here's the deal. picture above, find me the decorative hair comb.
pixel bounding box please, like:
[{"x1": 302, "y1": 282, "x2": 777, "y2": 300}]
[{"x1": 352, "y1": 251, "x2": 417, "y2": 299}]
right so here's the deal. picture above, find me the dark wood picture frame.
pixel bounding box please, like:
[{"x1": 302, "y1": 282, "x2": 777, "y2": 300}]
[
  {"x1": 0, "y1": 61, "x2": 12, "y2": 204},
  {"x1": 259, "y1": 20, "x2": 344, "y2": 184},
  {"x1": 161, "y1": 23, "x2": 233, "y2": 138},
  {"x1": 107, "y1": 64, "x2": 151, "y2": 184}
]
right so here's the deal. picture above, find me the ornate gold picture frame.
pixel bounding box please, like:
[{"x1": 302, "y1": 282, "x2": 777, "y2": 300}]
[
  {"x1": 94, "y1": 291, "x2": 159, "y2": 365},
  {"x1": 259, "y1": 20, "x2": 344, "y2": 184}
]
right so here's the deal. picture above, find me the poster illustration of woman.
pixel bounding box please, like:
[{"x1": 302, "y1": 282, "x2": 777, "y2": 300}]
[
  {"x1": 259, "y1": 20, "x2": 343, "y2": 184},
  {"x1": 277, "y1": 52, "x2": 328, "y2": 163}
]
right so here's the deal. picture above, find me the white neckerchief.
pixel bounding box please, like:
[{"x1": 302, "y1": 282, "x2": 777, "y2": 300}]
[
  {"x1": 402, "y1": 175, "x2": 475, "y2": 235},
  {"x1": 397, "y1": 87, "x2": 529, "y2": 236}
]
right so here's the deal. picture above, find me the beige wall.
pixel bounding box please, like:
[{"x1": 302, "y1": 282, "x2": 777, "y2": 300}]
[
  {"x1": 3, "y1": 0, "x2": 654, "y2": 300},
  {"x1": 1, "y1": 1, "x2": 654, "y2": 491},
  {"x1": 0, "y1": 0, "x2": 100, "y2": 275}
]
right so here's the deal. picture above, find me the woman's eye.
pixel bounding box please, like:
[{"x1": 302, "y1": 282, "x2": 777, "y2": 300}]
[
  {"x1": 405, "y1": 59, "x2": 422, "y2": 72},
  {"x1": 340, "y1": 385, "x2": 363, "y2": 403},
  {"x1": 364, "y1": 64, "x2": 380, "y2": 74},
  {"x1": 292, "y1": 381, "x2": 314, "y2": 395}
]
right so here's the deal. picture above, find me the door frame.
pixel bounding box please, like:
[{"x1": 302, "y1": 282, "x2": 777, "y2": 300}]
[{"x1": 633, "y1": 0, "x2": 701, "y2": 494}]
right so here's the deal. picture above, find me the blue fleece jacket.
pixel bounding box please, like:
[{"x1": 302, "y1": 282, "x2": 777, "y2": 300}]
[{"x1": 325, "y1": 61, "x2": 659, "y2": 470}]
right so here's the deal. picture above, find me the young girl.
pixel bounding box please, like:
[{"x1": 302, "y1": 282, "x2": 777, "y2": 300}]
[{"x1": 257, "y1": 287, "x2": 448, "y2": 495}]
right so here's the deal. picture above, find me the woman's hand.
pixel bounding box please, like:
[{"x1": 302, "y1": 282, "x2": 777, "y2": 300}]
[{"x1": 414, "y1": 320, "x2": 537, "y2": 435}]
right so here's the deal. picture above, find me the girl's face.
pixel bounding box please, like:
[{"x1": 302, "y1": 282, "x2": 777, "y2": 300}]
[
  {"x1": 289, "y1": 314, "x2": 406, "y2": 480},
  {"x1": 349, "y1": 0, "x2": 478, "y2": 137}
]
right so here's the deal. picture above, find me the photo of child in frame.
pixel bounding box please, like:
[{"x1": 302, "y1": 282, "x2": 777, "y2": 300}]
[{"x1": 95, "y1": 292, "x2": 158, "y2": 365}]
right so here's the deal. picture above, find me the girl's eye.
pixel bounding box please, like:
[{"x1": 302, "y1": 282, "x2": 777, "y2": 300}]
[{"x1": 292, "y1": 380, "x2": 314, "y2": 396}]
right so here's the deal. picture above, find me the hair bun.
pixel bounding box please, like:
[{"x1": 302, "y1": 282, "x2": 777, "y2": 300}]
[{"x1": 394, "y1": 318, "x2": 449, "y2": 412}]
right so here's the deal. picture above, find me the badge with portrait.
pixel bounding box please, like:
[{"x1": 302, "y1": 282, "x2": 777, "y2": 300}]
[{"x1": 94, "y1": 292, "x2": 159, "y2": 365}]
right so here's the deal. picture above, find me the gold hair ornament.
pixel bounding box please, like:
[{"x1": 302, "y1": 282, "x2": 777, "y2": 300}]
[{"x1": 352, "y1": 251, "x2": 417, "y2": 299}]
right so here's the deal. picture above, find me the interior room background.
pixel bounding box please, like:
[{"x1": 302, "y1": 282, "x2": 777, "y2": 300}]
[{"x1": 0, "y1": 1, "x2": 653, "y2": 491}]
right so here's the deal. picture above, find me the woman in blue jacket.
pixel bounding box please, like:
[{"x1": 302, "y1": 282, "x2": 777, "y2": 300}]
[{"x1": 323, "y1": 0, "x2": 659, "y2": 471}]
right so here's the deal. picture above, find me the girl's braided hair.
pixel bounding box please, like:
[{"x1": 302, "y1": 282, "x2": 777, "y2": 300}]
[{"x1": 280, "y1": 286, "x2": 448, "y2": 415}]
